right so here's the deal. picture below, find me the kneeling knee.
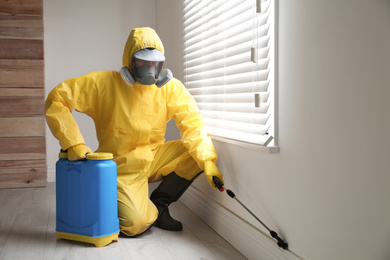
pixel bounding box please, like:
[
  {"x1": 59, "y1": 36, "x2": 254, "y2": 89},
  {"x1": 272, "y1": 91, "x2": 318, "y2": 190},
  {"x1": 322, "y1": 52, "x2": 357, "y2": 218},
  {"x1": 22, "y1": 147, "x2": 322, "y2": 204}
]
[{"x1": 119, "y1": 213, "x2": 157, "y2": 237}]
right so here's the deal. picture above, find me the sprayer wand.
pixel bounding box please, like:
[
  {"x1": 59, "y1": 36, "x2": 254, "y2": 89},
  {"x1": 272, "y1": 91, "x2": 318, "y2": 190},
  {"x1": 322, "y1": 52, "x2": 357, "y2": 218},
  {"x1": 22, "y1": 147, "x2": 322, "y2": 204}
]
[{"x1": 213, "y1": 176, "x2": 288, "y2": 250}]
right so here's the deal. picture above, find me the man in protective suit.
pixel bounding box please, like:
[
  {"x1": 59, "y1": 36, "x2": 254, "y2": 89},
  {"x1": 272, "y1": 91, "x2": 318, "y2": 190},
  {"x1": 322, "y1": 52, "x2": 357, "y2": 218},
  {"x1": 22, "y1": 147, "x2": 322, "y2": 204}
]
[{"x1": 45, "y1": 27, "x2": 224, "y2": 237}]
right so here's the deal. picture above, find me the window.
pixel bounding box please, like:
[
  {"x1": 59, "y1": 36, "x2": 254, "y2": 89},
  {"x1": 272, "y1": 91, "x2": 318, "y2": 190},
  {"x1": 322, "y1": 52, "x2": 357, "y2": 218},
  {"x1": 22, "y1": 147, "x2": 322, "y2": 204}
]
[{"x1": 183, "y1": 0, "x2": 277, "y2": 148}]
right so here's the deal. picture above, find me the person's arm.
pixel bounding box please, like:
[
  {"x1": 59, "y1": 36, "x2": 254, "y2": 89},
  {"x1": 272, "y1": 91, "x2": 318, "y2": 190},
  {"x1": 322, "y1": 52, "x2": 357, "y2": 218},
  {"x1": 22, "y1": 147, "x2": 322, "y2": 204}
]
[
  {"x1": 44, "y1": 73, "x2": 98, "y2": 159},
  {"x1": 167, "y1": 79, "x2": 224, "y2": 188}
]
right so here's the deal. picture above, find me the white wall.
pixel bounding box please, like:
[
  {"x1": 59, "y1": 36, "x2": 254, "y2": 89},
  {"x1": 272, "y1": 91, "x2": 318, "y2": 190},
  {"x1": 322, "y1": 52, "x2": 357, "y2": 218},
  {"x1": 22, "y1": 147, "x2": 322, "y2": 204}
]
[
  {"x1": 44, "y1": 1, "x2": 390, "y2": 259},
  {"x1": 175, "y1": 1, "x2": 390, "y2": 260},
  {"x1": 155, "y1": 0, "x2": 183, "y2": 141},
  {"x1": 44, "y1": 0, "x2": 156, "y2": 181}
]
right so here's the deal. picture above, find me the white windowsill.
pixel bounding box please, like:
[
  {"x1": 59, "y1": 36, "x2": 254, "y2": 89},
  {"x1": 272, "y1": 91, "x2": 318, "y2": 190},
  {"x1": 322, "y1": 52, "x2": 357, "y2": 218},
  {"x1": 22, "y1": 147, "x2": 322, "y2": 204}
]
[{"x1": 211, "y1": 136, "x2": 280, "y2": 154}]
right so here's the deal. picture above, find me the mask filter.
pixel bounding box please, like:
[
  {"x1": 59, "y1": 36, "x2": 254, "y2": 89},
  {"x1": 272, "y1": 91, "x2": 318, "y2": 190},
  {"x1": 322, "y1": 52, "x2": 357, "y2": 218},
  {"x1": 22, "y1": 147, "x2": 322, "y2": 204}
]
[
  {"x1": 134, "y1": 63, "x2": 159, "y2": 86},
  {"x1": 120, "y1": 67, "x2": 173, "y2": 88}
]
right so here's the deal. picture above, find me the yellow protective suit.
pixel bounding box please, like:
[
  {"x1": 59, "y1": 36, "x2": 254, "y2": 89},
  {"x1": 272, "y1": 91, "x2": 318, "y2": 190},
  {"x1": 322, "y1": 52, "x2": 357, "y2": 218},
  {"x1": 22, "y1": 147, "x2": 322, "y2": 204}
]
[{"x1": 45, "y1": 27, "x2": 218, "y2": 236}]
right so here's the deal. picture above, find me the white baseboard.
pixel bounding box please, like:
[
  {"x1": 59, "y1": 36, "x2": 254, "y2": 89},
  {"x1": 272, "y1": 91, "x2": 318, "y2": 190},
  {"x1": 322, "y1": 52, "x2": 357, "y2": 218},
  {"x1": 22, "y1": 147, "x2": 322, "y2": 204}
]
[
  {"x1": 47, "y1": 165, "x2": 55, "y2": 183},
  {"x1": 181, "y1": 187, "x2": 303, "y2": 260}
]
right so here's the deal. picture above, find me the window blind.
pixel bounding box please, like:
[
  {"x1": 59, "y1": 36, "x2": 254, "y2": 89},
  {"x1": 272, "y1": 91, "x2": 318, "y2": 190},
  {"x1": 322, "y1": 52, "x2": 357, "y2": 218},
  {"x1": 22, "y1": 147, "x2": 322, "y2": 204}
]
[{"x1": 183, "y1": 0, "x2": 276, "y2": 147}]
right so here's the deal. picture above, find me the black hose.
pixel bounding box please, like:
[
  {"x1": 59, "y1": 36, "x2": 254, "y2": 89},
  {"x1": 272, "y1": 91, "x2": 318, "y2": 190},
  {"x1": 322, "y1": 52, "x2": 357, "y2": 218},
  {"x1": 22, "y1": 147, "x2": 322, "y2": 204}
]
[{"x1": 213, "y1": 176, "x2": 288, "y2": 250}]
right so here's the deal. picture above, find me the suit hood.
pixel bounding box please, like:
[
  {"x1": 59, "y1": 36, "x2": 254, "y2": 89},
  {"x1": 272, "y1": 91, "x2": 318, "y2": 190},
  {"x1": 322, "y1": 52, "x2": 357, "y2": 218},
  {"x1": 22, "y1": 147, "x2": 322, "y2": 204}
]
[{"x1": 122, "y1": 27, "x2": 165, "y2": 71}]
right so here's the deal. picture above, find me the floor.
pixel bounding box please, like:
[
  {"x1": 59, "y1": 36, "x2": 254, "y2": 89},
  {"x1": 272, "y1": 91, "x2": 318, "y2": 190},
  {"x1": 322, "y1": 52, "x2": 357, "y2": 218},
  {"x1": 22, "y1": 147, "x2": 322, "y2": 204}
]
[{"x1": 0, "y1": 183, "x2": 247, "y2": 260}]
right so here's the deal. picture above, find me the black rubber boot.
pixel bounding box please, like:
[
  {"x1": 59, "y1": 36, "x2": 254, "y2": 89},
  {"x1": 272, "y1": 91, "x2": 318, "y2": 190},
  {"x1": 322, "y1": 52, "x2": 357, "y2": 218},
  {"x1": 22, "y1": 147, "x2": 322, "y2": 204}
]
[{"x1": 150, "y1": 172, "x2": 193, "y2": 231}]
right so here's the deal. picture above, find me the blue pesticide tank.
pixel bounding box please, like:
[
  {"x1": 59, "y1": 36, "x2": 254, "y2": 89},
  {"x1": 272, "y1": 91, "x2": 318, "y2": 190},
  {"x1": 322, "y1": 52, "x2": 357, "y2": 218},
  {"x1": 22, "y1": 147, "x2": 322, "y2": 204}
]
[{"x1": 55, "y1": 151, "x2": 119, "y2": 247}]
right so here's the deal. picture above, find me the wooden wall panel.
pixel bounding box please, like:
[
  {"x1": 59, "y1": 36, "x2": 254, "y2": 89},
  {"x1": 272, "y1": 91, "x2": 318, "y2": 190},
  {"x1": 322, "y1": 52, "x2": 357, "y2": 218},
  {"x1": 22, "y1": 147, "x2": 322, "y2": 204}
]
[
  {"x1": 0, "y1": 87, "x2": 44, "y2": 96},
  {"x1": 0, "y1": 137, "x2": 46, "y2": 154},
  {"x1": 0, "y1": 0, "x2": 43, "y2": 17},
  {"x1": 0, "y1": 19, "x2": 43, "y2": 40},
  {"x1": 0, "y1": 158, "x2": 46, "y2": 168},
  {"x1": 0, "y1": 96, "x2": 44, "y2": 116},
  {"x1": 0, "y1": 117, "x2": 45, "y2": 137},
  {"x1": 0, "y1": 60, "x2": 44, "y2": 88},
  {"x1": 0, "y1": 167, "x2": 46, "y2": 188},
  {"x1": 0, "y1": 39, "x2": 43, "y2": 60},
  {"x1": 0, "y1": 0, "x2": 46, "y2": 188}
]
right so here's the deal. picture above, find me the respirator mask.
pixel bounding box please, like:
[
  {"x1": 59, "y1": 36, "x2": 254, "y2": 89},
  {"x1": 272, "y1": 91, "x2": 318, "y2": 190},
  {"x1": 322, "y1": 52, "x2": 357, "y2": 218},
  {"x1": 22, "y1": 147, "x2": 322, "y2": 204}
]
[{"x1": 120, "y1": 48, "x2": 172, "y2": 87}]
